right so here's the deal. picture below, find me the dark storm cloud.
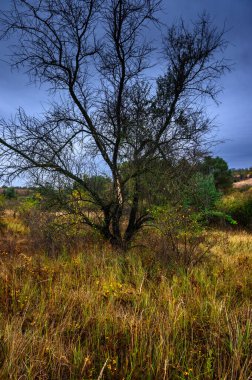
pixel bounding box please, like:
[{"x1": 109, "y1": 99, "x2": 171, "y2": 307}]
[
  {"x1": 0, "y1": 0, "x2": 251, "y2": 168},
  {"x1": 163, "y1": 0, "x2": 252, "y2": 168}
]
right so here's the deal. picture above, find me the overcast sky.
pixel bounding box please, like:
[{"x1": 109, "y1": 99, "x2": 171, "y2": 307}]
[{"x1": 0, "y1": 0, "x2": 251, "y2": 169}]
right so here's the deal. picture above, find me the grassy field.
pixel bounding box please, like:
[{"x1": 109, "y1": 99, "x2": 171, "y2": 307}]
[{"x1": 0, "y1": 212, "x2": 251, "y2": 379}]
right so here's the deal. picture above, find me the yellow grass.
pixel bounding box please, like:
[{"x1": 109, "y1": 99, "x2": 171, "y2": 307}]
[{"x1": 0, "y1": 216, "x2": 251, "y2": 379}]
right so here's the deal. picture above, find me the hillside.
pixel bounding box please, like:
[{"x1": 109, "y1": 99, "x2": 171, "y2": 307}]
[{"x1": 233, "y1": 178, "x2": 252, "y2": 188}]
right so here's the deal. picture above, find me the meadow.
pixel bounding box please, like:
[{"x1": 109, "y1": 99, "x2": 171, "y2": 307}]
[{"x1": 0, "y1": 206, "x2": 251, "y2": 380}]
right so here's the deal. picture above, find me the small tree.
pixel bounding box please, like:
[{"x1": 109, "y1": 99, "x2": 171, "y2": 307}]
[
  {"x1": 184, "y1": 173, "x2": 219, "y2": 210},
  {"x1": 0, "y1": 0, "x2": 228, "y2": 249}
]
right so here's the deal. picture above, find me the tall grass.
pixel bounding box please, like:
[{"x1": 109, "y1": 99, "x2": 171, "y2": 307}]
[{"x1": 0, "y1": 216, "x2": 251, "y2": 379}]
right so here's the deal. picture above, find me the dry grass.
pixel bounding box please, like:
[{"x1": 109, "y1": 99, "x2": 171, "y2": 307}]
[
  {"x1": 233, "y1": 178, "x2": 252, "y2": 189},
  {"x1": 0, "y1": 216, "x2": 251, "y2": 379}
]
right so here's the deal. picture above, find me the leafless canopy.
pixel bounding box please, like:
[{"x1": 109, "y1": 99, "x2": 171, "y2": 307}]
[{"x1": 0, "y1": 0, "x2": 228, "y2": 248}]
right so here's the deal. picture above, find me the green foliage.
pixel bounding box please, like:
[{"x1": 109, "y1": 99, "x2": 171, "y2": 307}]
[
  {"x1": 181, "y1": 173, "x2": 237, "y2": 226},
  {"x1": 151, "y1": 205, "x2": 214, "y2": 268},
  {"x1": 18, "y1": 195, "x2": 40, "y2": 215},
  {"x1": 3, "y1": 187, "x2": 16, "y2": 199},
  {"x1": 199, "y1": 156, "x2": 233, "y2": 192},
  {"x1": 132, "y1": 156, "x2": 233, "y2": 214},
  {"x1": 121, "y1": 159, "x2": 172, "y2": 209},
  {"x1": 70, "y1": 188, "x2": 94, "y2": 209},
  {"x1": 217, "y1": 189, "x2": 252, "y2": 228},
  {"x1": 37, "y1": 185, "x2": 71, "y2": 211},
  {"x1": 184, "y1": 173, "x2": 221, "y2": 213},
  {"x1": 81, "y1": 175, "x2": 112, "y2": 202}
]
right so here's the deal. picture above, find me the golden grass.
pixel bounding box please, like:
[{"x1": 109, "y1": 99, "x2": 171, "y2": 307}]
[{"x1": 0, "y1": 221, "x2": 251, "y2": 379}]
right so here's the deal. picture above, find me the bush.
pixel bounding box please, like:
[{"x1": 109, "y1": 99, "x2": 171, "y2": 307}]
[
  {"x1": 183, "y1": 173, "x2": 221, "y2": 213},
  {"x1": 3, "y1": 187, "x2": 16, "y2": 199},
  {"x1": 216, "y1": 189, "x2": 252, "y2": 228},
  {"x1": 17, "y1": 195, "x2": 101, "y2": 256},
  {"x1": 182, "y1": 173, "x2": 236, "y2": 227},
  {"x1": 151, "y1": 205, "x2": 215, "y2": 269}
]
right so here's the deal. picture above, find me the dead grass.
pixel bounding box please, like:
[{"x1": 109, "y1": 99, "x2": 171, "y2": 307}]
[{"x1": 233, "y1": 178, "x2": 252, "y2": 189}]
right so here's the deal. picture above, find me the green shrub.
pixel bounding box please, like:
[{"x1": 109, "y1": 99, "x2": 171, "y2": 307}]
[
  {"x1": 183, "y1": 173, "x2": 221, "y2": 213},
  {"x1": 3, "y1": 187, "x2": 16, "y2": 199},
  {"x1": 216, "y1": 189, "x2": 252, "y2": 228},
  {"x1": 151, "y1": 205, "x2": 215, "y2": 268},
  {"x1": 17, "y1": 196, "x2": 40, "y2": 223},
  {"x1": 181, "y1": 174, "x2": 236, "y2": 227}
]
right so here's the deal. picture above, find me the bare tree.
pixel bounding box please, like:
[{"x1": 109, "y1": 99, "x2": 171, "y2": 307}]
[{"x1": 0, "y1": 0, "x2": 228, "y2": 249}]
